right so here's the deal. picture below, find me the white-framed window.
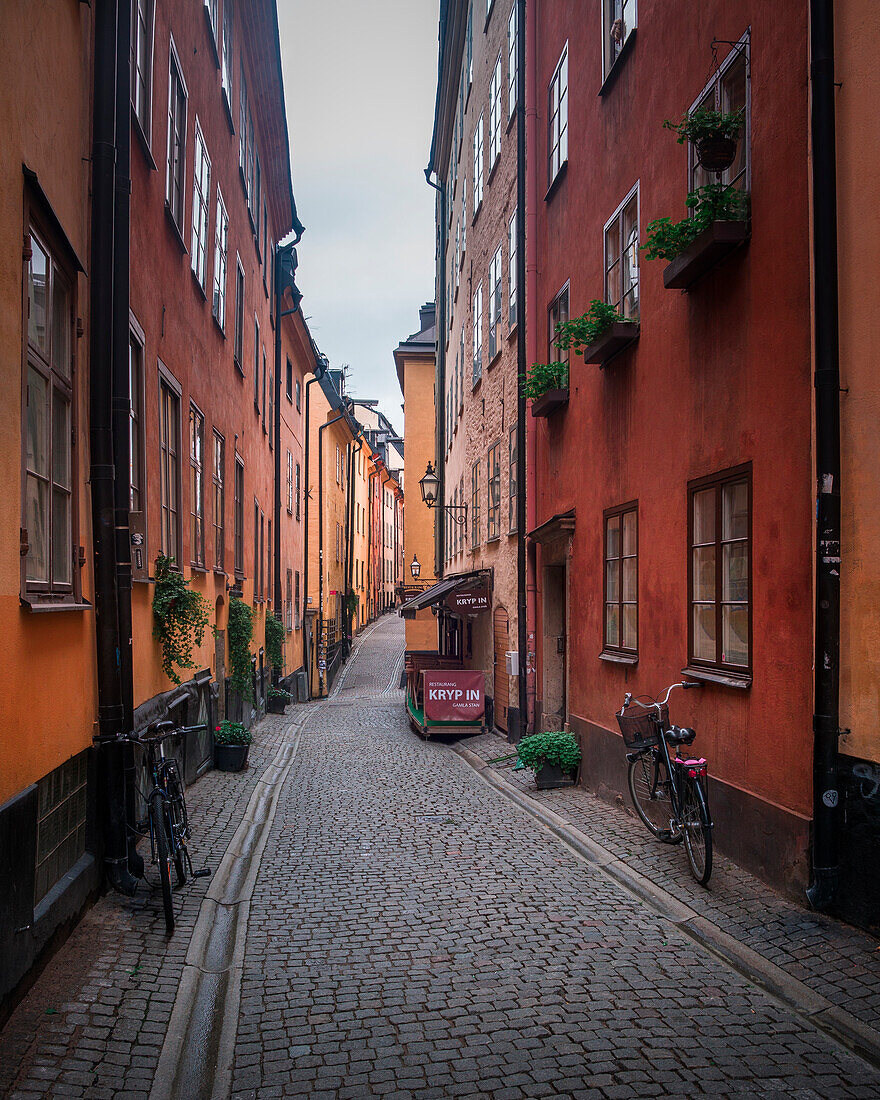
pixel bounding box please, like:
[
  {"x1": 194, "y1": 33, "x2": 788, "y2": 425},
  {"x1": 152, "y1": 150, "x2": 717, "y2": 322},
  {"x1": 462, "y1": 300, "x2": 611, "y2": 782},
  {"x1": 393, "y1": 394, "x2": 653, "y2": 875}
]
[
  {"x1": 466, "y1": 1, "x2": 473, "y2": 87},
  {"x1": 508, "y1": 4, "x2": 518, "y2": 119},
  {"x1": 191, "y1": 121, "x2": 210, "y2": 286},
  {"x1": 286, "y1": 451, "x2": 293, "y2": 513},
  {"x1": 212, "y1": 186, "x2": 228, "y2": 327},
  {"x1": 461, "y1": 174, "x2": 468, "y2": 254},
  {"x1": 602, "y1": 0, "x2": 637, "y2": 80},
  {"x1": 472, "y1": 281, "x2": 483, "y2": 386},
  {"x1": 604, "y1": 183, "x2": 639, "y2": 320},
  {"x1": 454, "y1": 220, "x2": 461, "y2": 292},
  {"x1": 689, "y1": 33, "x2": 750, "y2": 194},
  {"x1": 508, "y1": 208, "x2": 518, "y2": 329},
  {"x1": 221, "y1": 0, "x2": 233, "y2": 106},
  {"x1": 488, "y1": 243, "x2": 502, "y2": 360},
  {"x1": 548, "y1": 284, "x2": 570, "y2": 365},
  {"x1": 131, "y1": 0, "x2": 155, "y2": 141},
  {"x1": 239, "y1": 67, "x2": 248, "y2": 178},
  {"x1": 548, "y1": 43, "x2": 568, "y2": 185},
  {"x1": 489, "y1": 54, "x2": 503, "y2": 168},
  {"x1": 205, "y1": 0, "x2": 218, "y2": 42},
  {"x1": 189, "y1": 404, "x2": 205, "y2": 566},
  {"x1": 473, "y1": 113, "x2": 484, "y2": 213},
  {"x1": 487, "y1": 441, "x2": 501, "y2": 540},
  {"x1": 166, "y1": 39, "x2": 188, "y2": 230},
  {"x1": 233, "y1": 257, "x2": 244, "y2": 368}
]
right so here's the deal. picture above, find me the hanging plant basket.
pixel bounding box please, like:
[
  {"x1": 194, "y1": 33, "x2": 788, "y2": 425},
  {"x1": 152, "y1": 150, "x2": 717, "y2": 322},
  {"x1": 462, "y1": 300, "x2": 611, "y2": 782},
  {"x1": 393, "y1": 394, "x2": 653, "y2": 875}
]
[{"x1": 696, "y1": 135, "x2": 738, "y2": 173}]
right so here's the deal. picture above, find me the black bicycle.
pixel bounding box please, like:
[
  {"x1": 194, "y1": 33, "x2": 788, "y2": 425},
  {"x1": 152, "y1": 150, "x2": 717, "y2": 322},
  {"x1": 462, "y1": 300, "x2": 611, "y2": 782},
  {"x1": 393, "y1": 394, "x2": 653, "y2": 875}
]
[
  {"x1": 616, "y1": 681, "x2": 713, "y2": 885},
  {"x1": 123, "y1": 720, "x2": 210, "y2": 934}
]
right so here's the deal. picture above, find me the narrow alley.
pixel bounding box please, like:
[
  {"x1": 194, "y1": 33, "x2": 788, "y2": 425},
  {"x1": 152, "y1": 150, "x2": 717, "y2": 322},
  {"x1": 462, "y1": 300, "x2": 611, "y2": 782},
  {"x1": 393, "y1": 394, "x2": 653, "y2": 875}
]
[{"x1": 2, "y1": 617, "x2": 878, "y2": 1099}]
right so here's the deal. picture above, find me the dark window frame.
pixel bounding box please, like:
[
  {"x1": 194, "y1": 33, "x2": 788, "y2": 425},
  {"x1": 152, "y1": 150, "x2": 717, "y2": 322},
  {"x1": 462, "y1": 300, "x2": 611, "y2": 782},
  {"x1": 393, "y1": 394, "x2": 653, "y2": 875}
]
[
  {"x1": 233, "y1": 455, "x2": 244, "y2": 578},
  {"x1": 158, "y1": 363, "x2": 182, "y2": 562},
  {"x1": 212, "y1": 428, "x2": 224, "y2": 572},
  {"x1": 603, "y1": 501, "x2": 638, "y2": 657},
  {"x1": 165, "y1": 36, "x2": 188, "y2": 232},
  {"x1": 189, "y1": 402, "x2": 205, "y2": 567}
]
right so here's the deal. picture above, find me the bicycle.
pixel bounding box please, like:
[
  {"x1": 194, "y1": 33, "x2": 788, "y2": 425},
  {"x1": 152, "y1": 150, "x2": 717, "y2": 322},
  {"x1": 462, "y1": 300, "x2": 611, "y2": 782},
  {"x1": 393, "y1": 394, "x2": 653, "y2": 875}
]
[
  {"x1": 122, "y1": 719, "x2": 211, "y2": 935},
  {"x1": 616, "y1": 681, "x2": 714, "y2": 885}
]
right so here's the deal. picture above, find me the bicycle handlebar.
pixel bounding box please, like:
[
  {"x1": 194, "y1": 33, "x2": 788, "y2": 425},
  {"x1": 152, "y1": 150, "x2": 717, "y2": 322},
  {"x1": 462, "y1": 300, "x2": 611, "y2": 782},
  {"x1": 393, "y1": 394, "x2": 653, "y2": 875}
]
[
  {"x1": 120, "y1": 722, "x2": 208, "y2": 745},
  {"x1": 621, "y1": 680, "x2": 701, "y2": 715}
]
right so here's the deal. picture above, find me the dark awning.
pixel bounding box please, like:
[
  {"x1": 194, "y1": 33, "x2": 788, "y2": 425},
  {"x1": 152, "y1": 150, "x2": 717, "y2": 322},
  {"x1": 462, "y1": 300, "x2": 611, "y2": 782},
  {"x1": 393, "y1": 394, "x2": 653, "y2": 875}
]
[{"x1": 398, "y1": 576, "x2": 466, "y2": 619}]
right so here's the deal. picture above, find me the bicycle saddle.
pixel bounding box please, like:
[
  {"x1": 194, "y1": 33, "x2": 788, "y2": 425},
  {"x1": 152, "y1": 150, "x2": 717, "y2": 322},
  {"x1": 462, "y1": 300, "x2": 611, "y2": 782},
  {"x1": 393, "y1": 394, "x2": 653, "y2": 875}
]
[{"x1": 666, "y1": 725, "x2": 696, "y2": 745}]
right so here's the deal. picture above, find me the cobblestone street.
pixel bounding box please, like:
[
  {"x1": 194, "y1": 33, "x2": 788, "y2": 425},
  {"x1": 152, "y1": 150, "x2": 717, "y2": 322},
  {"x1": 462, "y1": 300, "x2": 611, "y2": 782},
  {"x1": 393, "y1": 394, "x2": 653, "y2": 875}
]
[{"x1": 3, "y1": 615, "x2": 880, "y2": 1098}]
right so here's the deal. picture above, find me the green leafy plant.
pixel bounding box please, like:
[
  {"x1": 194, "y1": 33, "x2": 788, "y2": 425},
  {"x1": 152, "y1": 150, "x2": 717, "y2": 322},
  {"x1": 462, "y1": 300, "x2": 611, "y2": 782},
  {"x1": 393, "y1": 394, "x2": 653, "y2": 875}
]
[
  {"x1": 265, "y1": 614, "x2": 284, "y2": 671},
  {"x1": 516, "y1": 730, "x2": 581, "y2": 776},
  {"x1": 268, "y1": 686, "x2": 291, "y2": 702},
  {"x1": 520, "y1": 360, "x2": 569, "y2": 401},
  {"x1": 662, "y1": 106, "x2": 744, "y2": 145},
  {"x1": 227, "y1": 596, "x2": 254, "y2": 702},
  {"x1": 214, "y1": 719, "x2": 252, "y2": 746},
  {"x1": 554, "y1": 300, "x2": 635, "y2": 357},
  {"x1": 152, "y1": 555, "x2": 210, "y2": 685},
  {"x1": 642, "y1": 184, "x2": 749, "y2": 262}
]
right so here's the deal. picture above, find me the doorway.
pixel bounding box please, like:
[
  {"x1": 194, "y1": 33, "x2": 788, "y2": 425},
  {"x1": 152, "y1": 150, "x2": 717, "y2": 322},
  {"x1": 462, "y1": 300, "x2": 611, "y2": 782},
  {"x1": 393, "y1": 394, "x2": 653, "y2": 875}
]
[
  {"x1": 493, "y1": 605, "x2": 510, "y2": 733},
  {"x1": 542, "y1": 564, "x2": 567, "y2": 729}
]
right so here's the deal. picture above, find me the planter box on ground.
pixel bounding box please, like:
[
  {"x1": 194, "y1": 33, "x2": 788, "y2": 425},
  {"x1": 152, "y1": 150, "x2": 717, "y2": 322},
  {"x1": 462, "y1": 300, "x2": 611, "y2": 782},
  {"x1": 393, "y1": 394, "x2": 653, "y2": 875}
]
[
  {"x1": 531, "y1": 389, "x2": 569, "y2": 418},
  {"x1": 663, "y1": 220, "x2": 750, "y2": 290},
  {"x1": 535, "y1": 763, "x2": 577, "y2": 790},
  {"x1": 583, "y1": 322, "x2": 640, "y2": 367}
]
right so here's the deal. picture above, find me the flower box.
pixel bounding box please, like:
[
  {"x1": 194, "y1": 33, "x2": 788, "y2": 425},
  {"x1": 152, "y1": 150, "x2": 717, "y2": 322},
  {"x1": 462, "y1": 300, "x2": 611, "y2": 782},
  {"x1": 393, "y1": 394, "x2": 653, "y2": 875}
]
[
  {"x1": 663, "y1": 220, "x2": 750, "y2": 290},
  {"x1": 535, "y1": 763, "x2": 578, "y2": 790},
  {"x1": 582, "y1": 322, "x2": 640, "y2": 367},
  {"x1": 530, "y1": 388, "x2": 569, "y2": 418}
]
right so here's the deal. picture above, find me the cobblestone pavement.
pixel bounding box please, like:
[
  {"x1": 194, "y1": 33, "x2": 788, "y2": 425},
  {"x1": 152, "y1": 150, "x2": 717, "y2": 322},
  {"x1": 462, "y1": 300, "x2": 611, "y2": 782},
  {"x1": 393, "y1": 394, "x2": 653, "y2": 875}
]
[
  {"x1": 3, "y1": 615, "x2": 879, "y2": 1099},
  {"x1": 234, "y1": 616, "x2": 879, "y2": 1098},
  {"x1": 464, "y1": 730, "x2": 880, "y2": 1036}
]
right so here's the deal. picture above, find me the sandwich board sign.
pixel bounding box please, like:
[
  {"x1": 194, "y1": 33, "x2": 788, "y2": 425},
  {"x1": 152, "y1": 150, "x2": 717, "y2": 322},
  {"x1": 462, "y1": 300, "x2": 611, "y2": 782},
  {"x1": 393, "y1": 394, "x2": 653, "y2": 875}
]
[{"x1": 422, "y1": 671, "x2": 485, "y2": 721}]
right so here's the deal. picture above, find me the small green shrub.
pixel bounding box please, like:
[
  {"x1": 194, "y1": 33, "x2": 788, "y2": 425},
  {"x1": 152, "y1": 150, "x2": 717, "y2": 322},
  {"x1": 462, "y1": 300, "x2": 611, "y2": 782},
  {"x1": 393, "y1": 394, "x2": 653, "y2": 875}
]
[
  {"x1": 554, "y1": 300, "x2": 634, "y2": 357},
  {"x1": 516, "y1": 730, "x2": 581, "y2": 776},
  {"x1": 662, "y1": 106, "x2": 744, "y2": 145},
  {"x1": 152, "y1": 555, "x2": 210, "y2": 685},
  {"x1": 227, "y1": 597, "x2": 254, "y2": 702},
  {"x1": 520, "y1": 360, "x2": 569, "y2": 401},
  {"x1": 265, "y1": 614, "x2": 284, "y2": 671},
  {"x1": 642, "y1": 184, "x2": 749, "y2": 262},
  {"x1": 214, "y1": 719, "x2": 251, "y2": 746}
]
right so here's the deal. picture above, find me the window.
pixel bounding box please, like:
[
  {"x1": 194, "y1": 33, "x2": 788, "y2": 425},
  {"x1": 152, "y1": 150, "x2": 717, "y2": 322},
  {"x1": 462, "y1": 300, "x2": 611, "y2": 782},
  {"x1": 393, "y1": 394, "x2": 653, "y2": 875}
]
[
  {"x1": 286, "y1": 568, "x2": 293, "y2": 631},
  {"x1": 487, "y1": 441, "x2": 501, "y2": 540},
  {"x1": 212, "y1": 187, "x2": 228, "y2": 327},
  {"x1": 295, "y1": 378, "x2": 301, "y2": 412},
  {"x1": 268, "y1": 368, "x2": 273, "y2": 447},
  {"x1": 129, "y1": 332, "x2": 144, "y2": 512},
  {"x1": 212, "y1": 431, "x2": 224, "y2": 571},
  {"x1": 286, "y1": 451, "x2": 294, "y2": 513},
  {"x1": 689, "y1": 467, "x2": 751, "y2": 674},
  {"x1": 191, "y1": 122, "x2": 210, "y2": 287},
  {"x1": 234, "y1": 456, "x2": 244, "y2": 576},
  {"x1": 286, "y1": 358, "x2": 292, "y2": 402},
  {"x1": 508, "y1": 209, "x2": 518, "y2": 329},
  {"x1": 262, "y1": 349, "x2": 267, "y2": 430},
  {"x1": 166, "y1": 41, "x2": 187, "y2": 230},
  {"x1": 473, "y1": 114, "x2": 484, "y2": 213},
  {"x1": 233, "y1": 258, "x2": 244, "y2": 368},
  {"x1": 294, "y1": 570, "x2": 301, "y2": 628},
  {"x1": 189, "y1": 405, "x2": 204, "y2": 566},
  {"x1": 466, "y1": 1, "x2": 473, "y2": 86},
  {"x1": 489, "y1": 55, "x2": 503, "y2": 167},
  {"x1": 131, "y1": 0, "x2": 154, "y2": 140},
  {"x1": 488, "y1": 244, "x2": 502, "y2": 360},
  {"x1": 253, "y1": 317, "x2": 260, "y2": 408},
  {"x1": 548, "y1": 44, "x2": 568, "y2": 185},
  {"x1": 549, "y1": 284, "x2": 570, "y2": 366},
  {"x1": 35, "y1": 751, "x2": 87, "y2": 905},
  {"x1": 604, "y1": 185, "x2": 639, "y2": 320},
  {"x1": 336, "y1": 445, "x2": 341, "y2": 484},
  {"x1": 458, "y1": 476, "x2": 465, "y2": 555},
  {"x1": 461, "y1": 175, "x2": 467, "y2": 258},
  {"x1": 508, "y1": 4, "x2": 518, "y2": 119},
  {"x1": 295, "y1": 461, "x2": 301, "y2": 521},
  {"x1": 690, "y1": 36, "x2": 749, "y2": 194},
  {"x1": 459, "y1": 329, "x2": 465, "y2": 411},
  {"x1": 472, "y1": 281, "x2": 483, "y2": 386},
  {"x1": 23, "y1": 228, "x2": 76, "y2": 594},
  {"x1": 159, "y1": 375, "x2": 180, "y2": 559},
  {"x1": 604, "y1": 504, "x2": 637, "y2": 654},
  {"x1": 253, "y1": 501, "x2": 259, "y2": 599},
  {"x1": 239, "y1": 67, "x2": 249, "y2": 179},
  {"x1": 205, "y1": 0, "x2": 218, "y2": 42},
  {"x1": 603, "y1": 0, "x2": 637, "y2": 80},
  {"x1": 508, "y1": 424, "x2": 517, "y2": 533},
  {"x1": 260, "y1": 509, "x2": 265, "y2": 598},
  {"x1": 221, "y1": 0, "x2": 233, "y2": 105},
  {"x1": 267, "y1": 518, "x2": 271, "y2": 604}
]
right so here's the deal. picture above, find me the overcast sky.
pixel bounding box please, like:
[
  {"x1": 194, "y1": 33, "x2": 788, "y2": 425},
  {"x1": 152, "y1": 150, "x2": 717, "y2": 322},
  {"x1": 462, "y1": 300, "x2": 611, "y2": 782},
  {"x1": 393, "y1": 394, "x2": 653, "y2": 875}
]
[{"x1": 279, "y1": 0, "x2": 439, "y2": 438}]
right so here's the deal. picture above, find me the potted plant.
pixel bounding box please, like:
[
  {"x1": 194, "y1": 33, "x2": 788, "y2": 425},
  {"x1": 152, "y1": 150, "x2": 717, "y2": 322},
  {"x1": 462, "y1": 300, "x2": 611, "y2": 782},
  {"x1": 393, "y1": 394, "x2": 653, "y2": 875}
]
[
  {"x1": 521, "y1": 360, "x2": 569, "y2": 418},
  {"x1": 213, "y1": 719, "x2": 252, "y2": 772},
  {"x1": 516, "y1": 730, "x2": 581, "y2": 790},
  {"x1": 267, "y1": 686, "x2": 291, "y2": 714},
  {"x1": 554, "y1": 299, "x2": 639, "y2": 367},
  {"x1": 663, "y1": 106, "x2": 744, "y2": 173}
]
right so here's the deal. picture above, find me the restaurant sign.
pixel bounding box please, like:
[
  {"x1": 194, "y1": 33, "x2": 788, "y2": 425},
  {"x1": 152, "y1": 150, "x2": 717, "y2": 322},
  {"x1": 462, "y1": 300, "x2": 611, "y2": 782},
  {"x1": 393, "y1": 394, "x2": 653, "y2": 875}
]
[
  {"x1": 422, "y1": 671, "x2": 485, "y2": 722},
  {"x1": 447, "y1": 587, "x2": 490, "y2": 615}
]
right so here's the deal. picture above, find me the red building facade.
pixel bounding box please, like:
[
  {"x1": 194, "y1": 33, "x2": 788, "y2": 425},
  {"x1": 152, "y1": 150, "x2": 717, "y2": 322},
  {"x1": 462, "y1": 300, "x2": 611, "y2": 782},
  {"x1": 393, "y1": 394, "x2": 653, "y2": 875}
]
[{"x1": 527, "y1": 1, "x2": 814, "y2": 895}]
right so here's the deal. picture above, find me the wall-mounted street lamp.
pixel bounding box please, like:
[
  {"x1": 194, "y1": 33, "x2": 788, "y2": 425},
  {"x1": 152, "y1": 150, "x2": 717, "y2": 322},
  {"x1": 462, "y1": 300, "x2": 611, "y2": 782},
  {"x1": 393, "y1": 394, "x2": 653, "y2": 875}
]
[
  {"x1": 418, "y1": 462, "x2": 468, "y2": 526},
  {"x1": 410, "y1": 554, "x2": 421, "y2": 579}
]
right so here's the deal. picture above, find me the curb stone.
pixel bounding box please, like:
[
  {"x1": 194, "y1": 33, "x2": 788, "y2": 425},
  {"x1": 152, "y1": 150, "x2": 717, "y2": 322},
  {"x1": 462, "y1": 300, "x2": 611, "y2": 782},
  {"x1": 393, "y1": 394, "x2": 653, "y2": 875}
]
[{"x1": 452, "y1": 742, "x2": 880, "y2": 1072}]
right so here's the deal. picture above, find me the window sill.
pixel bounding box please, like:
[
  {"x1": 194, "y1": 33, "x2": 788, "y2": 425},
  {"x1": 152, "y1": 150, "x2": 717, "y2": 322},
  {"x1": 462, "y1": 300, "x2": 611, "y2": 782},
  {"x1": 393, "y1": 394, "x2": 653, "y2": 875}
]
[
  {"x1": 472, "y1": 200, "x2": 482, "y2": 227},
  {"x1": 21, "y1": 595, "x2": 92, "y2": 613},
  {"x1": 484, "y1": 0, "x2": 494, "y2": 30},
  {"x1": 508, "y1": 321, "x2": 518, "y2": 341},
  {"x1": 213, "y1": 568, "x2": 227, "y2": 578},
  {"x1": 487, "y1": 155, "x2": 501, "y2": 188},
  {"x1": 192, "y1": 270, "x2": 208, "y2": 300},
  {"x1": 213, "y1": 313, "x2": 226, "y2": 338},
  {"x1": 487, "y1": 347, "x2": 502, "y2": 370},
  {"x1": 165, "y1": 204, "x2": 188, "y2": 254},
  {"x1": 486, "y1": 535, "x2": 501, "y2": 544},
  {"x1": 131, "y1": 110, "x2": 157, "y2": 170},
  {"x1": 221, "y1": 86, "x2": 235, "y2": 134},
  {"x1": 600, "y1": 650, "x2": 638, "y2": 666},
  {"x1": 599, "y1": 30, "x2": 637, "y2": 97},
  {"x1": 544, "y1": 160, "x2": 568, "y2": 204},
  {"x1": 204, "y1": 9, "x2": 221, "y2": 69},
  {"x1": 190, "y1": 564, "x2": 209, "y2": 574},
  {"x1": 681, "y1": 665, "x2": 752, "y2": 690},
  {"x1": 507, "y1": 108, "x2": 517, "y2": 135},
  {"x1": 234, "y1": 356, "x2": 244, "y2": 377}
]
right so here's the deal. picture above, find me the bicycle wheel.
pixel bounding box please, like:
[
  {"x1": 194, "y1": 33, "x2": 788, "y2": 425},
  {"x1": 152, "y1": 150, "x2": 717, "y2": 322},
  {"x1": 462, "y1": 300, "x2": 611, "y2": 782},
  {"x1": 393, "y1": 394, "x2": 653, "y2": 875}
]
[
  {"x1": 165, "y1": 773, "x2": 189, "y2": 887},
  {"x1": 149, "y1": 790, "x2": 175, "y2": 935},
  {"x1": 680, "y1": 776, "x2": 713, "y2": 885},
  {"x1": 628, "y1": 752, "x2": 681, "y2": 843}
]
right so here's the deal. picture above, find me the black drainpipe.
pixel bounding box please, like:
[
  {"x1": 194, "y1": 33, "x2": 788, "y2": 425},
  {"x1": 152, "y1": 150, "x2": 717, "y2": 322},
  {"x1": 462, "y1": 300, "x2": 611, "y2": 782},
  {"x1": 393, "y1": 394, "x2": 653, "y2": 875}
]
[
  {"x1": 424, "y1": 169, "x2": 446, "y2": 580},
  {"x1": 318, "y1": 410, "x2": 346, "y2": 695},
  {"x1": 90, "y1": 0, "x2": 137, "y2": 896},
  {"x1": 807, "y1": 0, "x2": 842, "y2": 910},
  {"x1": 515, "y1": 0, "x2": 528, "y2": 742},
  {"x1": 302, "y1": 364, "x2": 325, "y2": 695}
]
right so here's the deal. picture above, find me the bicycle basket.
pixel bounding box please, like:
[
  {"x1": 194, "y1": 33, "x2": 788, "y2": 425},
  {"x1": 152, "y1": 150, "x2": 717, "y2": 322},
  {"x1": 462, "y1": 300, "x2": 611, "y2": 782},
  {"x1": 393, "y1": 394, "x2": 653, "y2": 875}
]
[{"x1": 616, "y1": 702, "x2": 667, "y2": 751}]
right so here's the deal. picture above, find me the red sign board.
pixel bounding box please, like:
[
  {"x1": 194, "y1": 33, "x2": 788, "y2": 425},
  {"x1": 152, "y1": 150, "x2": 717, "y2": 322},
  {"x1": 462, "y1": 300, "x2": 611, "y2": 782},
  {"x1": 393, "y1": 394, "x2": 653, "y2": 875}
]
[
  {"x1": 422, "y1": 671, "x2": 485, "y2": 722},
  {"x1": 447, "y1": 588, "x2": 490, "y2": 614}
]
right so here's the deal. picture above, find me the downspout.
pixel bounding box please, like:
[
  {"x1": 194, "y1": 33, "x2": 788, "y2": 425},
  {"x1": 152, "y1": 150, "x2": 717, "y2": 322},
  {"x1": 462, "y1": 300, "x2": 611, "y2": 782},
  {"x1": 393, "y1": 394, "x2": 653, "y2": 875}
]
[
  {"x1": 318, "y1": 410, "x2": 345, "y2": 696},
  {"x1": 515, "y1": 0, "x2": 529, "y2": 742},
  {"x1": 274, "y1": 244, "x2": 301, "y2": 639},
  {"x1": 807, "y1": 0, "x2": 842, "y2": 911},
  {"x1": 90, "y1": 0, "x2": 137, "y2": 895},
  {"x1": 425, "y1": 169, "x2": 447, "y2": 580},
  {"x1": 347, "y1": 436, "x2": 363, "y2": 633},
  {"x1": 302, "y1": 366, "x2": 325, "y2": 695}
]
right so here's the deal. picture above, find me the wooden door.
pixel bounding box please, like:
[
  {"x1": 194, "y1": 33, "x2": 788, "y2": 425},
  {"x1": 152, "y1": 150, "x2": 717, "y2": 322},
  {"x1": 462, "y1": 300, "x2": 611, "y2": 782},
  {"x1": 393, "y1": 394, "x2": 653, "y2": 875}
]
[{"x1": 493, "y1": 606, "x2": 510, "y2": 732}]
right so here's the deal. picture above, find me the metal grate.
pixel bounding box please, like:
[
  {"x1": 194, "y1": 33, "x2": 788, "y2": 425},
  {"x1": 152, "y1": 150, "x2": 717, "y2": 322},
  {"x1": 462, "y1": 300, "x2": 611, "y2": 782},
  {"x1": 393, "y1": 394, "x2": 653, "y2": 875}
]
[{"x1": 35, "y1": 751, "x2": 88, "y2": 905}]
